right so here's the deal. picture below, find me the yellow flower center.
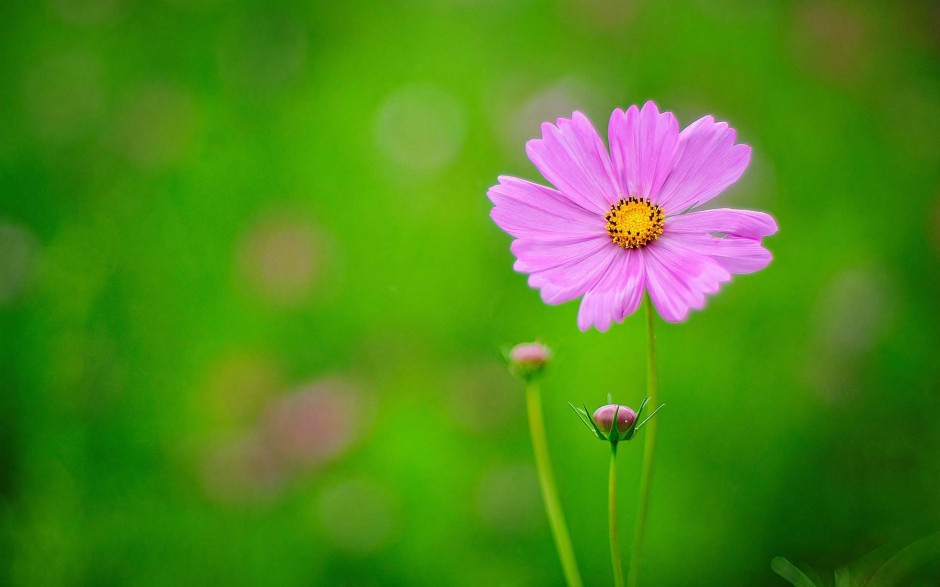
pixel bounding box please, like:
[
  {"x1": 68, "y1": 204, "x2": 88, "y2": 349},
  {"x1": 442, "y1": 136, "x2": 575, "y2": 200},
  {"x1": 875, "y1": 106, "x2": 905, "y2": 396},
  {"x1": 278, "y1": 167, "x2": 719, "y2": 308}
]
[{"x1": 605, "y1": 197, "x2": 665, "y2": 249}]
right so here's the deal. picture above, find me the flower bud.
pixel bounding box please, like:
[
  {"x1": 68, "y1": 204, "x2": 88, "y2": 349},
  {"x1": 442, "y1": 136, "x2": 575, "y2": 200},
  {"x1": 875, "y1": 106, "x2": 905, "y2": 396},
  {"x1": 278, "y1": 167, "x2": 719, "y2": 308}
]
[
  {"x1": 507, "y1": 342, "x2": 551, "y2": 381},
  {"x1": 592, "y1": 404, "x2": 637, "y2": 435}
]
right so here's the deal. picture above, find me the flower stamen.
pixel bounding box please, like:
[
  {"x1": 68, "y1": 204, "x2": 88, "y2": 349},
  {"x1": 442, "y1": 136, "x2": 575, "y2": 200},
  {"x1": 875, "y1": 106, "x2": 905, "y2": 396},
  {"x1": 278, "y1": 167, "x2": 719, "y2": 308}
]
[{"x1": 604, "y1": 197, "x2": 664, "y2": 249}]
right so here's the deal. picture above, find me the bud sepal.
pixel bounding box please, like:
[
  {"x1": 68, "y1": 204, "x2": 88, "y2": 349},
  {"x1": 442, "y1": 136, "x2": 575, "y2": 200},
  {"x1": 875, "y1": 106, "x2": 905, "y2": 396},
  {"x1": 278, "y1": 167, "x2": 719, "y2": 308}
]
[{"x1": 569, "y1": 398, "x2": 664, "y2": 446}]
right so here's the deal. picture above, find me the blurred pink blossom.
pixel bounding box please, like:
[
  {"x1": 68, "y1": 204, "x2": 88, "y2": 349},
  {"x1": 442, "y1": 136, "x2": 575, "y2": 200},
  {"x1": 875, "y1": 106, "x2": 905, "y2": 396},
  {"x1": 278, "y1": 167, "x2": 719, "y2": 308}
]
[
  {"x1": 203, "y1": 377, "x2": 370, "y2": 503},
  {"x1": 259, "y1": 378, "x2": 366, "y2": 469}
]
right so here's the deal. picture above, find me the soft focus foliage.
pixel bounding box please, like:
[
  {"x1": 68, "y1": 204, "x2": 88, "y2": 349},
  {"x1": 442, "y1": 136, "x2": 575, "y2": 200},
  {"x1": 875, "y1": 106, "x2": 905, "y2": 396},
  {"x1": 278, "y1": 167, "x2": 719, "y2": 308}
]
[{"x1": 1, "y1": 1, "x2": 938, "y2": 585}]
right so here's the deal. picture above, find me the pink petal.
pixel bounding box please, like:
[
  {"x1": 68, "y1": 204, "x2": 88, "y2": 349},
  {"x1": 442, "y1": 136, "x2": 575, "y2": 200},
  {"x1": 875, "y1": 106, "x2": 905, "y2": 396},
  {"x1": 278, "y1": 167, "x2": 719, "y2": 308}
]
[
  {"x1": 643, "y1": 236, "x2": 731, "y2": 322},
  {"x1": 511, "y1": 235, "x2": 610, "y2": 274},
  {"x1": 527, "y1": 242, "x2": 620, "y2": 305},
  {"x1": 665, "y1": 208, "x2": 777, "y2": 239},
  {"x1": 525, "y1": 112, "x2": 621, "y2": 214},
  {"x1": 664, "y1": 208, "x2": 776, "y2": 274},
  {"x1": 657, "y1": 116, "x2": 751, "y2": 215},
  {"x1": 576, "y1": 249, "x2": 645, "y2": 332},
  {"x1": 488, "y1": 176, "x2": 604, "y2": 240},
  {"x1": 608, "y1": 101, "x2": 680, "y2": 201},
  {"x1": 667, "y1": 233, "x2": 773, "y2": 274}
]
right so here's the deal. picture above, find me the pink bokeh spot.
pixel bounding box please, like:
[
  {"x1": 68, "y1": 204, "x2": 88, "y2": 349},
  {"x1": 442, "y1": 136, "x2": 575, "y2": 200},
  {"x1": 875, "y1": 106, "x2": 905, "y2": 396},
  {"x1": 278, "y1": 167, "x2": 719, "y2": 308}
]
[
  {"x1": 488, "y1": 101, "x2": 777, "y2": 330},
  {"x1": 260, "y1": 378, "x2": 362, "y2": 468}
]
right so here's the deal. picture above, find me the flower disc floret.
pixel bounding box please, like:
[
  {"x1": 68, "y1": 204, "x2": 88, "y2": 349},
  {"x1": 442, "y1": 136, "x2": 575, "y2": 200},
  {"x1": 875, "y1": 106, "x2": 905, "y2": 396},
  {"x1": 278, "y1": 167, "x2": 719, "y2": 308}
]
[{"x1": 605, "y1": 197, "x2": 664, "y2": 249}]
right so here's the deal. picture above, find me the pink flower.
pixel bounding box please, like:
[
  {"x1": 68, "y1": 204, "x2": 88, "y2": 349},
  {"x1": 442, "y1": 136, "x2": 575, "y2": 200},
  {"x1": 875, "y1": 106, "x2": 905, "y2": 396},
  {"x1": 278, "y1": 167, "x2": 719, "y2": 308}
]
[{"x1": 488, "y1": 101, "x2": 777, "y2": 331}]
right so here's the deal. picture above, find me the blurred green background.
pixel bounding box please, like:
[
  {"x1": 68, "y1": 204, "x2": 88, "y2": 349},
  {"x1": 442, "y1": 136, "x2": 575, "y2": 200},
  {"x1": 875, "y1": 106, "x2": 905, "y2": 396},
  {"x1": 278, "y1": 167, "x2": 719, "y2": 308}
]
[{"x1": 1, "y1": 0, "x2": 939, "y2": 585}]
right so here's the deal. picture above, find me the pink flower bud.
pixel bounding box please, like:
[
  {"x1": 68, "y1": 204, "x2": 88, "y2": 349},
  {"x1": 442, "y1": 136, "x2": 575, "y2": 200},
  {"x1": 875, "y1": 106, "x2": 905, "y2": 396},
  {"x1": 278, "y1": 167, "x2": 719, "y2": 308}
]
[
  {"x1": 592, "y1": 404, "x2": 637, "y2": 434},
  {"x1": 507, "y1": 342, "x2": 552, "y2": 380}
]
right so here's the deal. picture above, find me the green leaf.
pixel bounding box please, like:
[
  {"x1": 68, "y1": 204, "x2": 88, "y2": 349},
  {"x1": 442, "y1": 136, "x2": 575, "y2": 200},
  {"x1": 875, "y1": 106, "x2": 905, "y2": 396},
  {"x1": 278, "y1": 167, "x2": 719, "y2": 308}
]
[
  {"x1": 771, "y1": 556, "x2": 819, "y2": 587},
  {"x1": 866, "y1": 532, "x2": 940, "y2": 587}
]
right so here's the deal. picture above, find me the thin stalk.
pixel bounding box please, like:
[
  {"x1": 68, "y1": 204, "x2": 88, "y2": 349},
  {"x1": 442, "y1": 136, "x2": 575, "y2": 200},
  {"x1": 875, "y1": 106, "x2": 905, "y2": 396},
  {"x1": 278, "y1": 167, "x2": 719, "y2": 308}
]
[
  {"x1": 627, "y1": 294, "x2": 659, "y2": 587},
  {"x1": 609, "y1": 444, "x2": 625, "y2": 587},
  {"x1": 525, "y1": 382, "x2": 583, "y2": 587}
]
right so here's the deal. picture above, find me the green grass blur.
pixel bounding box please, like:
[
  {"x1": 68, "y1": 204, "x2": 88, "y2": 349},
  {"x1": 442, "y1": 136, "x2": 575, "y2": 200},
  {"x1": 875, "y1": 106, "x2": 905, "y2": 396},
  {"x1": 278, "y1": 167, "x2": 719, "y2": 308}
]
[{"x1": 1, "y1": 0, "x2": 939, "y2": 585}]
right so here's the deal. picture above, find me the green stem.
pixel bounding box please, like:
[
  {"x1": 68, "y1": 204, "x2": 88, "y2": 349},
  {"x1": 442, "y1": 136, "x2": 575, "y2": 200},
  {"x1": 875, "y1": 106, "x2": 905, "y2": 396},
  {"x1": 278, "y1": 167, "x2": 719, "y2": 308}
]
[
  {"x1": 609, "y1": 445, "x2": 625, "y2": 587},
  {"x1": 627, "y1": 294, "x2": 659, "y2": 587},
  {"x1": 526, "y1": 382, "x2": 583, "y2": 587}
]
